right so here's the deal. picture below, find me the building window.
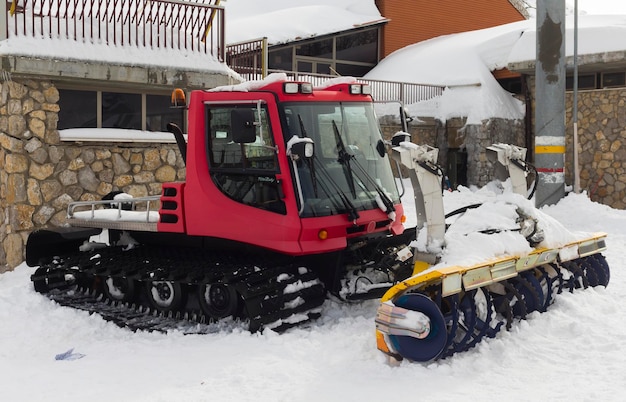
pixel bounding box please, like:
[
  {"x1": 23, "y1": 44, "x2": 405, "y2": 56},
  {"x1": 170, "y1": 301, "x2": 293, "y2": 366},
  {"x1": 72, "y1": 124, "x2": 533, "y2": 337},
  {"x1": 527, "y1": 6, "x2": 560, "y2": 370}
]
[
  {"x1": 102, "y1": 92, "x2": 141, "y2": 129},
  {"x1": 601, "y1": 72, "x2": 626, "y2": 88},
  {"x1": 58, "y1": 88, "x2": 184, "y2": 132},
  {"x1": 336, "y1": 30, "x2": 378, "y2": 64},
  {"x1": 147, "y1": 94, "x2": 184, "y2": 132},
  {"x1": 566, "y1": 74, "x2": 597, "y2": 90},
  {"x1": 268, "y1": 26, "x2": 380, "y2": 77},
  {"x1": 296, "y1": 38, "x2": 333, "y2": 59},
  {"x1": 268, "y1": 47, "x2": 292, "y2": 72},
  {"x1": 58, "y1": 89, "x2": 97, "y2": 129}
]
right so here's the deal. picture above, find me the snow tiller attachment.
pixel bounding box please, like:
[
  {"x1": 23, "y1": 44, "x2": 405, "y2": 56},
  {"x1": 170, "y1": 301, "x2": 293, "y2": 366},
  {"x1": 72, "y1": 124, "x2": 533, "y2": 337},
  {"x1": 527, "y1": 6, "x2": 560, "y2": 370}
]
[{"x1": 375, "y1": 141, "x2": 610, "y2": 362}]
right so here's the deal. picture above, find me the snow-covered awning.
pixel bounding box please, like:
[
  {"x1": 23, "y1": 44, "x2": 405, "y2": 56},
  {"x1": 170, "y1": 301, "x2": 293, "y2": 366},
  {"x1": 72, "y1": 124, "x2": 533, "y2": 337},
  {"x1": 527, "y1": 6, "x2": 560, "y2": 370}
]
[{"x1": 224, "y1": 0, "x2": 385, "y2": 45}]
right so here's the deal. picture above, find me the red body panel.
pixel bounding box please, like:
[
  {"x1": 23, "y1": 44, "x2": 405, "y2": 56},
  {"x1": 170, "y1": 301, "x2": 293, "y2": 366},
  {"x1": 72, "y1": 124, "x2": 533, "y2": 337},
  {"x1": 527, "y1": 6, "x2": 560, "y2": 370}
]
[{"x1": 158, "y1": 80, "x2": 405, "y2": 256}]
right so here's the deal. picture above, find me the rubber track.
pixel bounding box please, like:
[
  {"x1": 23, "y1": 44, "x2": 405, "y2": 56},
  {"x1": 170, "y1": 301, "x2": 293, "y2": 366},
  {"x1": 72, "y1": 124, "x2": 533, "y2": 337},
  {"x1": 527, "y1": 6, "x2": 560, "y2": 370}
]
[{"x1": 31, "y1": 245, "x2": 326, "y2": 334}]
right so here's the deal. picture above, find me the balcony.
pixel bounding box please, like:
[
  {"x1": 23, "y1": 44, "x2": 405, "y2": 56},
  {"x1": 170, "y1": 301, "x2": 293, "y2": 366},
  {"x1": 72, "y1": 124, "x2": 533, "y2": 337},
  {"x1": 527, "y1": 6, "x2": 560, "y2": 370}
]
[{"x1": 1, "y1": 0, "x2": 225, "y2": 61}]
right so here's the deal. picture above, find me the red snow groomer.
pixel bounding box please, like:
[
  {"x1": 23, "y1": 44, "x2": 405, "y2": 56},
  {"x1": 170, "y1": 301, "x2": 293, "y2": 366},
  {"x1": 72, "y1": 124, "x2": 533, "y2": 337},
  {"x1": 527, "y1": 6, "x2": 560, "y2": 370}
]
[
  {"x1": 26, "y1": 75, "x2": 609, "y2": 361},
  {"x1": 28, "y1": 74, "x2": 410, "y2": 331}
]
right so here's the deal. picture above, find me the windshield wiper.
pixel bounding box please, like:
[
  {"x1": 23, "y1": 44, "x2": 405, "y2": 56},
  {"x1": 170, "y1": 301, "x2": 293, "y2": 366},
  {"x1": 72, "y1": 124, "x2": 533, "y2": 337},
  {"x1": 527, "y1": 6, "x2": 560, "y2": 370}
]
[
  {"x1": 332, "y1": 120, "x2": 357, "y2": 198},
  {"x1": 351, "y1": 159, "x2": 396, "y2": 216},
  {"x1": 331, "y1": 120, "x2": 395, "y2": 216},
  {"x1": 313, "y1": 156, "x2": 360, "y2": 222},
  {"x1": 292, "y1": 115, "x2": 357, "y2": 221}
]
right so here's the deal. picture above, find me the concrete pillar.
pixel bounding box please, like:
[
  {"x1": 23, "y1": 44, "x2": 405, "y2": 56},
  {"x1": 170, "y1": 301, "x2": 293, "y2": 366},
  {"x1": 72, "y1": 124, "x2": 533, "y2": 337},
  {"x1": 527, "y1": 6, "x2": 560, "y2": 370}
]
[
  {"x1": 535, "y1": 0, "x2": 566, "y2": 207},
  {"x1": 0, "y1": 0, "x2": 7, "y2": 41}
]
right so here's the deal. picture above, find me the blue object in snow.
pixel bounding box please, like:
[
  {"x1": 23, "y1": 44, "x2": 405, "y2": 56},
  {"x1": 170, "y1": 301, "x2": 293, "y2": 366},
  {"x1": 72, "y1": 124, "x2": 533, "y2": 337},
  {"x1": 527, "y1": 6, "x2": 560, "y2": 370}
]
[{"x1": 55, "y1": 348, "x2": 86, "y2": 361}]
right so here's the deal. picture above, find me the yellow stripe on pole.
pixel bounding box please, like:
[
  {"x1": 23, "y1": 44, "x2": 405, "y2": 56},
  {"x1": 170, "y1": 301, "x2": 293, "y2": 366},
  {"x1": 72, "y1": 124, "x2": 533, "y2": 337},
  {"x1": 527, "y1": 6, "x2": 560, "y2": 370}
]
[
  {"x1": 535, "y1": 145, "x2": 565, "y2": 154},
  {"x1": 10, "y1": 1, "x2": 16, "y2": 15}
]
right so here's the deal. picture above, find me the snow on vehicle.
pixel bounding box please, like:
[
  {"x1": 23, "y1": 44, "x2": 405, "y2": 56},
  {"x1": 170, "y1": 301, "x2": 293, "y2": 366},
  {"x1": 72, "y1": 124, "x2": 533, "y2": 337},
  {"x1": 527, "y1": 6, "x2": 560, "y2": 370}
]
[{"x1": 375, "y1": 141, "x2": 609, "y2": 362}]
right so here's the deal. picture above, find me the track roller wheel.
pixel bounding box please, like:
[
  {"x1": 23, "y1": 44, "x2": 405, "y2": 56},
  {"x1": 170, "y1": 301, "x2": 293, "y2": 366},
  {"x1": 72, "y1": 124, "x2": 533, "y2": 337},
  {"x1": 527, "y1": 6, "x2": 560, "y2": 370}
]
[
  {"x1": 146, "y1": 280, "x2": 185, "y2": 312},
  {"x1": 387, "y1": 293, "x2": 448, "y2": 362},
  {"x1": 32, "y1": 267, "x2": 52, "y2": 293},
  {"x1": 31, "y1": 265, "x2": 76, "y2": 293},
  {"x1": 103, "y1": 276, "x2": 136, "y2": 303},
  {"x1": 197, "y1": 281, "x2": 240, "y2": 320}
]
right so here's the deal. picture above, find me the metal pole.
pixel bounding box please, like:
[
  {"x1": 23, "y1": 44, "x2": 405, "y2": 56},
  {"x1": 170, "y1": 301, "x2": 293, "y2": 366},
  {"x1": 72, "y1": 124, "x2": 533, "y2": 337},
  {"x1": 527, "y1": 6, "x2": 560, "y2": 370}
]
[
  {"x1": 535, "y1": 0, "x2": 566, "y2": 207},
  {"x1": 573, "y1": 0, "x2": 581, "y2": 193}
]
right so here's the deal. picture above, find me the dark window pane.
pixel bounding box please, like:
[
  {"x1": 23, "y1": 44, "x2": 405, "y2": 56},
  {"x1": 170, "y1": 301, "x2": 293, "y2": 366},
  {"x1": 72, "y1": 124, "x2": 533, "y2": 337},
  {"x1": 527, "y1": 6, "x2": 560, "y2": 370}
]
[
  {"x1": 207, "y1": 105, "x2": 285, "y2": 214},
  {"x1": 208, "y1": 105, "x2": 277, "y2": 171},
  {"x1": 335, "y1": 63, "x2": 374, "y2": 77},
  {"x1": 297, "y1": 60, "x2": 313, "y2": 73},
  {"x1": 316, "y1": 63, "x2": 332, "y2": 75},
  {"x1": 268, "y1": 47, "x2": 293, "y2": 71},
  {"x1": 336, "y1": 29, "x2": 378, "y2": 64},
  {"x1": 147, "y1": 95, "x2": 184, "y2": 132},
  {"x1": 498, "y1": 77, "x2": 523, "y2": 94},
  {"x1": 58, "y1": 89, "x2": 97, "y2": 129},
  {"x1": 102, "y1": 92, "x2": 141, "y2": 129},
  {"x1": 566, "y1": 74, "x2": 597, "y2": 90},
  {"x1": 602, "y1": 72, "x2": 625, "y2": 88},
  {"x1": 580, "y1": 74, "x2": 598, "y2": 89},
  {"x1": 296, "y1": 39, "x2": 333, "y2": 59}
]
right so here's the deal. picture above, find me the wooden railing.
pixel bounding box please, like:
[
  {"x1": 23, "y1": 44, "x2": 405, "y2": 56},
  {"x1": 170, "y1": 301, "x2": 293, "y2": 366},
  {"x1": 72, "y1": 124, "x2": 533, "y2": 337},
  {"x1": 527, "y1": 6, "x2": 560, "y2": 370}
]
[
  {"x1": 226, "y1": 37, "x2": 267, "y2": 79},
  {"x1": 2, "y1": 0, "x2": 225, "y2": 60}
]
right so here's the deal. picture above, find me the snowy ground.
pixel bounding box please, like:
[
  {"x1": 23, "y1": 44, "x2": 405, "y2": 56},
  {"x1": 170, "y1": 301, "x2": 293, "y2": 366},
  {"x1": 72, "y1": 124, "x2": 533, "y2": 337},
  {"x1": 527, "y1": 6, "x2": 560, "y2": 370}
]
[{"x1": 1, "y1": 185, "x2": 626, "y2": 402}]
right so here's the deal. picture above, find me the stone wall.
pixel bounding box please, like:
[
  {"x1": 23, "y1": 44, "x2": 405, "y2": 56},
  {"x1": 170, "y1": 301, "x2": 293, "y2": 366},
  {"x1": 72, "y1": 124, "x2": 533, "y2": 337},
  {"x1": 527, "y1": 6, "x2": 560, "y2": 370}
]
[
  {"x1": 0, "y1": 79, "x2": 185, "y2": 272},
  {"x1": 378, "y1": 114, "x2": 526, "y2": 187},
  {"x1": 565, "y1": 88, "x2": 626, "y2": 209},
  {"x1": 526, "y1": 75, "x2": 626, "y2": 208},
  {"x1": 462, "y1": 118, "x2": 526, "y2": 187}
]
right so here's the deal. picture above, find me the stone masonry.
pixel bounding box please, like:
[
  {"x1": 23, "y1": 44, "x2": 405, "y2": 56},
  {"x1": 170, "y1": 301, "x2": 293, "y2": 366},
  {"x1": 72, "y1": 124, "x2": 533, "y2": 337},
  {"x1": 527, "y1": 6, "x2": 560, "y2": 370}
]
[
  {"x1": 565, "y1": 89, "x2": 626, "y2": 209},
  {"x1": 378, "y1": 114, "x2": 526, "y2": 187},
  {"x1": 0, "y1": 79, "x2": 185, "y2": 272},
  {"x1": 526, "y1": 75, "x2": 626, "y2": 209}
]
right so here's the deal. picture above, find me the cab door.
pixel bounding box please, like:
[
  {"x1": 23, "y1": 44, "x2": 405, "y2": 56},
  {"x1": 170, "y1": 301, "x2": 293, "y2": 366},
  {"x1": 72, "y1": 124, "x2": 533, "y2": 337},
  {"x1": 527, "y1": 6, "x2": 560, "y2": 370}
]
[{"x1": 183, "y1": 92, "x2": 304, "y2": 254}]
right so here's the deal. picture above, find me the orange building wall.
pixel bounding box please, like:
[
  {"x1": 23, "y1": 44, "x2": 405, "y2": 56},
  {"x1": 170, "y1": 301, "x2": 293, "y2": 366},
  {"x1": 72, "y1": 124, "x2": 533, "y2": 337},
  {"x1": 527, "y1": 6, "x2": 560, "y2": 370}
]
[{"x1": 375, "y1": 0, "x2": 525, "y2": 57}]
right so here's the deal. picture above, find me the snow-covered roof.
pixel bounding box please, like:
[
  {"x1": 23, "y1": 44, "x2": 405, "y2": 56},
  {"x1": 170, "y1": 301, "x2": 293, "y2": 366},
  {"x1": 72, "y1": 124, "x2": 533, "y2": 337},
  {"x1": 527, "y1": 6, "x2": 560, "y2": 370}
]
[
  {"x1": 508, "y1": 14, "x2": 626, "y2": 70},
  {"x1": 365, "y1": 14, "x2": 626, "y2": 123},
  {"x1": 224, "y1": 0, "x2": 385, "y2": 45},
  {"x1": 365, "y1": 20, "x2": 530, "y2": 124},
  {"x1": 0, "y1": 37, "x2": 235, "y2": 77}
]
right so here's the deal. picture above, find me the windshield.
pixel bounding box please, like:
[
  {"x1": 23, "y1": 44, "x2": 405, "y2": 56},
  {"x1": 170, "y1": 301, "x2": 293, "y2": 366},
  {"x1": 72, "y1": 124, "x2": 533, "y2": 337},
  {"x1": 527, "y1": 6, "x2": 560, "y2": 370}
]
[{"x1": 283, "y1": 102, "x2": 400, "y2": 218}]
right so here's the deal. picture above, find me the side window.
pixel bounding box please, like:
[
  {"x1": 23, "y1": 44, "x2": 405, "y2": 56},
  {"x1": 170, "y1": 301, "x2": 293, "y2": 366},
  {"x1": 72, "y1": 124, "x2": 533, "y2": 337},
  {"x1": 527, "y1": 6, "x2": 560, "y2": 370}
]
[
  {"x1": 207, "y1": 104, "x2": 285, "y2": 214},
  {"x1": 208, "y1": 105, "x2": 278, "y2": 170}
]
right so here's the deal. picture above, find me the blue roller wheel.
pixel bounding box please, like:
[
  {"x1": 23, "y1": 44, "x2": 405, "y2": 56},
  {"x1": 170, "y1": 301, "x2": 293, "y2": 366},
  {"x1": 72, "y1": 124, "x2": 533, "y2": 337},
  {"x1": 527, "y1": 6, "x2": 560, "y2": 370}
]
[
  {"x1": 562, "y1": 260, "x2": 588, "y2": 291},
  {"x1": 387, "y1": 293, "x2": 448, "y2": 362},
  {"x1": 537, "y1": 265, "x2": 560, "y2": 309},
  {"x1": 513, "y1": 271, "x2": 545, "y2": 314},
  {"x1": 451, "y1": 290, "x2": 479, "y2": 354},
  {"x1": 586, "y1": 254, "x2": 610, "y2": 287},
  {"x1": 580, "y1": 257, "x2": 600, "y2": 287}
]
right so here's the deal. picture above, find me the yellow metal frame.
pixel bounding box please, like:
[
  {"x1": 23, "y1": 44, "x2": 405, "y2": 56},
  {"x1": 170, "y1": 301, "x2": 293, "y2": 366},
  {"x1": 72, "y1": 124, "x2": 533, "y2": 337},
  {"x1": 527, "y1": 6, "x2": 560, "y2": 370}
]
[
  {"x1": 376, "y1": 232, "x2": 607, "y2": 359},
  {"x1": 380, "y1": 232, "x2": 607, "y2": 303}
]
